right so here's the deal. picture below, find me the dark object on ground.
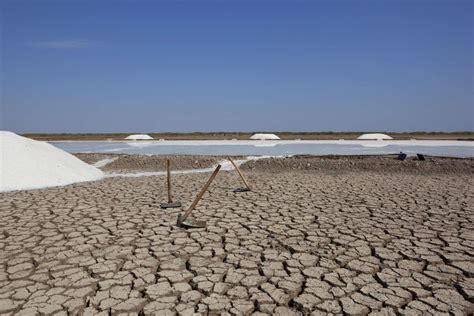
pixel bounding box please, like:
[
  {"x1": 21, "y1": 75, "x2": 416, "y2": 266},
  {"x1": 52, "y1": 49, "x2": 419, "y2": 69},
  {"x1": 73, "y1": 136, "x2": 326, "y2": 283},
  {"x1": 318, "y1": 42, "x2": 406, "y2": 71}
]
[
  {"x1": 397, "y1": 152, "x2": 407, "y2": 161},
  {"x1": 233, "y1": 187, "x2": 251, "y2": 193},
  {"x1": 161, "y1": 202, "x2": 182, "y2": 209},
  {"x1": 417, "y1": 154, "x2": 426, "y2": 161}
]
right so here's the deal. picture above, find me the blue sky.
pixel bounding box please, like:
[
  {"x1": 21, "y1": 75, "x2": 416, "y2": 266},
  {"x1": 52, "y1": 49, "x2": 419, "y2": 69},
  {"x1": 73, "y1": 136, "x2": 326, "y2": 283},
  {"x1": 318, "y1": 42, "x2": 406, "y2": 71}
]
[{"x1": 1, "y1": 0, "x2": 472, "y2": 133}]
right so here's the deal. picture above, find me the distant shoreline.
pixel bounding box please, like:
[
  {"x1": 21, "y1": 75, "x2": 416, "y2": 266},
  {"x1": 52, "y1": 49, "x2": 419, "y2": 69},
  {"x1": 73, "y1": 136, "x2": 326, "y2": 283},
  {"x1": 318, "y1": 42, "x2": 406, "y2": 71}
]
[{"x1": 22, "y1": 131, "x2": 474, "y2": 141}]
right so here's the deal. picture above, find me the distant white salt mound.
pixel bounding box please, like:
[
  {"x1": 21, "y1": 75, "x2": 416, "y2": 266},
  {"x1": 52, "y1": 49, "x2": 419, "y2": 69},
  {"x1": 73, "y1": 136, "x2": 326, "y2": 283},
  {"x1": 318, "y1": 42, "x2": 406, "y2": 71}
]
[
  {"x1": 0, "y1": 131, "x2": 103, "y2": 192},
  {"x1": 357, "y1": 133, "x2": 393, "y2": 140},
  {"x1": 250, "y1": 133, "x2": 280, "y2": 140},
  {"x1": 124, "y1": 134, "x2": 154, "y2": 140}
]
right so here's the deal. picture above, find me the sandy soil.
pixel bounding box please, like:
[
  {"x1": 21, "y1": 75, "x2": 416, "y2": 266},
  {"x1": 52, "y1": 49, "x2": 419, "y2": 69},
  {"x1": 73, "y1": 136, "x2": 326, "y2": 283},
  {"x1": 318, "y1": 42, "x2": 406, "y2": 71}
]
[
  {"x1": 0, "y1": 156, "x2": 473, "y2": 315},
  {"x1": 75, "y1": 153, "x2": 473, "y2": 175},
  {"x1": 75, "y1": 154, "x2": 225, "y2": 173},
  {"x1": 74, "y1": 153, "x2": 118, "y2": 165},
  {"x1": 241, "y1": 155, "x2": 474, "y2": 175}
]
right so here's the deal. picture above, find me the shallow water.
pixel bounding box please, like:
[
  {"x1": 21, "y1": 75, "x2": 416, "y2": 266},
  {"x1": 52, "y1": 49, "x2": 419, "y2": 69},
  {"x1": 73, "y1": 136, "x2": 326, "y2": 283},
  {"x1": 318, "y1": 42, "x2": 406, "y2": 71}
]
[{"x1": 50, "y1": 140, "x2": 474, "y2": 158}]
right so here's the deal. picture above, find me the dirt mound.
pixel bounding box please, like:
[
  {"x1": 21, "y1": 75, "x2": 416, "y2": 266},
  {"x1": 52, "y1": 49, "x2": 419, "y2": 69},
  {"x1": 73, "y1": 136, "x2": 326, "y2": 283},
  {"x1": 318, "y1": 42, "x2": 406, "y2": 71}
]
[
  {"x1": 74, "y1": 153, "x2": 117, "y2": 165},
  {"x1": 75, "y1": 154, "x2": 222, "y2": 173},
  {"x1": 240, "y1": 155, "x2": 473, "y2": 174},
  {"x1": 74, "y1": 153, "x2": 474, "y2": 175}
]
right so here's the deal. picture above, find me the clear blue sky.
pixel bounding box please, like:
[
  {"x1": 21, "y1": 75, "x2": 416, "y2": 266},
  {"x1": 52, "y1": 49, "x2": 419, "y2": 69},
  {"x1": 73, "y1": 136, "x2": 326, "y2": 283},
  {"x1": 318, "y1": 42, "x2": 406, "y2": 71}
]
[{"x1": 1, "y1": 0, "x2": 472, "y2": 133}]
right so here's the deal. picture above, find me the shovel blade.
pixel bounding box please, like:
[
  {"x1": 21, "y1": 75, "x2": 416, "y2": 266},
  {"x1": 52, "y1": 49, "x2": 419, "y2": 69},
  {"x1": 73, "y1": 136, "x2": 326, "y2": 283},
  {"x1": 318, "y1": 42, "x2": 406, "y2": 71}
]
[
  {"x1": 177, "y1": 214, "x2": 206, "y2": 228},
  {"x1": 160, "y1": 202, "x2": 182, "y2": 209}
]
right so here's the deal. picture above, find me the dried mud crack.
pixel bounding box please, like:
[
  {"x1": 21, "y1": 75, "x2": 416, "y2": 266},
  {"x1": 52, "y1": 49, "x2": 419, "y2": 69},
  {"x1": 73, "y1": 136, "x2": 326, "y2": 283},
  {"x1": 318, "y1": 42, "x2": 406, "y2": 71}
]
[{"x1": 0, "y1": 155, "x2": 473, "y2": 315}]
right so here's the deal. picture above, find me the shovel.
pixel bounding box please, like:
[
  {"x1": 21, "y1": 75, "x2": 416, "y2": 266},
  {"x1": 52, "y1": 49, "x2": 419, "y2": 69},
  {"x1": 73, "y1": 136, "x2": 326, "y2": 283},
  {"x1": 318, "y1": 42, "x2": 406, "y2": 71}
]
[
  {"x1": 160, "y1": 159, "x2": 182, "y2": 209},
  {"x1": 177, "y1": 164, "x2": 221, "y2": 228},
  {"x1": 228, "y1": 157, "x2": 252, "y2": 192}
]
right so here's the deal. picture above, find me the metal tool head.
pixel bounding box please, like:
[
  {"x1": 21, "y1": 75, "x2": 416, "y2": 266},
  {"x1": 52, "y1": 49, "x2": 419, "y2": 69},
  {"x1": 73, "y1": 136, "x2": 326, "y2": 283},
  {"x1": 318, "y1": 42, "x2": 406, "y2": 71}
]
[
  {"x1": 176, "y1": 214, "x2": 206, "y2": 228},
  {"x1": 397, "y1": 152, "x2": 407, "y2": 161},
  {"x1": 160, "y1": 202, "x2": 182, "y2": 209},
  {"x1": 233, "y1": 187, "x2": 251, "y2": 193},
  {"x1": 416, "y1": 153, "x2": 426, "y2": 161}
]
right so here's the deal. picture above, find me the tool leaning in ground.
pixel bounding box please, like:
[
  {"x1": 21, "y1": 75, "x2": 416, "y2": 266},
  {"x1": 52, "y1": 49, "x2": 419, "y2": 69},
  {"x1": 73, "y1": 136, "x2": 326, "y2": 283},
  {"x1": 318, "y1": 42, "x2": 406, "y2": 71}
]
[
  {"x1": 160, "y1": 159, "x2": 182, "y2": 209},
  {"x1": 177, "y1": 164, "x2": 221, "y2": 228},
  {"x1": 227, "y1": 157, "x2": 252, "y2": 192},
  {"x1": 417, "y1": 153, "x2": 426, "y2": 161},
  {"x1": 397, "y1": 152, "x2": 407, "y2": 161}
]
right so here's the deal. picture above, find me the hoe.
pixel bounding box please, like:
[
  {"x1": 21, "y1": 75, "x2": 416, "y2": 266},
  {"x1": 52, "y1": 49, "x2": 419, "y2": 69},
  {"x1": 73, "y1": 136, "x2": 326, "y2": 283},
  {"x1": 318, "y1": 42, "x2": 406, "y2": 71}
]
[
  {"x1": 227, "y1": 157, "x2": 252, "y2": 192},
  {"x1": 160, "y1": 159, "x2": 182, "y2": 209},
  {"x1": 177, "y1": 164, "x2": 221, "y2": 228}
]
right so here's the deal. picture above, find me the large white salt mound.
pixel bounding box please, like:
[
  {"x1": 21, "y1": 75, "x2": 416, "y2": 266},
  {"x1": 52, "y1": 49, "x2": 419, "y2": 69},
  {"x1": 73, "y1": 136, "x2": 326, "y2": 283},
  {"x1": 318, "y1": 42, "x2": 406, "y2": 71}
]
[
  {"x1": 357, "y1": 133, "x2": 393, "y2": 140},
  {"x1": 0, "y1": 131, "x2": 103, "y2": 192},
  {"x1": 250, "y1": 133, "x2": 280, "y2": 140},
  {"x1": 125, "y1": 134, "x2": 154, "y2": 140}
]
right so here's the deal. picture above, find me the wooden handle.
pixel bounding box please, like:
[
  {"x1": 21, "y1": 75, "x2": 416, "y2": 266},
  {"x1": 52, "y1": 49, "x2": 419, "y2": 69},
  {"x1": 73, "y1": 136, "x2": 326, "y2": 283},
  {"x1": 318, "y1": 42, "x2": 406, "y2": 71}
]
[
  {"x1": 228, "y1": 157, "x2": 251, "y2": 190},
  {"x1": 181, "y1": 164, "x2": 221, "y2": 222},
  {"x1": 167, "y1": 159, "x2": 172, "y2": 203}
]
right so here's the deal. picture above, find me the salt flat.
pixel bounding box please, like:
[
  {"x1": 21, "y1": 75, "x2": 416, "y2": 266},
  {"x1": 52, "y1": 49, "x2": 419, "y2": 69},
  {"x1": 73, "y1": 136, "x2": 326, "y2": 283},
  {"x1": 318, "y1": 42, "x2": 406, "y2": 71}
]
[
  {"x1": 50, "y1": 139, "x2": 474, "y2": 158},
  {"x1": 0, "y1": 156, "x2": 472, "y2": 315}
]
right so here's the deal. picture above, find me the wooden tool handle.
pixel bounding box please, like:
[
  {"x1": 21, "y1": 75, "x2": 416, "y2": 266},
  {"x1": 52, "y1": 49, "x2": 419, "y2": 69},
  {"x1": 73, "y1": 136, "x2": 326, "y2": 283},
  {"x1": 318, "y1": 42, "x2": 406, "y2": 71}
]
[
  {"x1": 167, "y1": 159, "x2": 172, "y2": 203},
  {"x1": 181, "y1": 164, "x2": 221, "y2": 222},
  {"x1": 228, "y1": 157, "x2": 251, "y2": 190}
]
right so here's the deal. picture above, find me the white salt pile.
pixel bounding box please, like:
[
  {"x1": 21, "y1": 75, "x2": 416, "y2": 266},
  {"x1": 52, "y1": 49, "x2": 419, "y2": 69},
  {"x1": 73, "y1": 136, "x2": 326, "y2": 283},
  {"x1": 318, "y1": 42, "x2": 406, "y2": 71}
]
[
  {"x1": 250, "y1": 133, "x2": 280, "y2": 140},
  {"x1": 0, "y1": 131, "x2": 103, "y2": 192},
  {"x1": 124, "y1": 134, "x2": 154, "y2": 140},
  {"x1": 357, "y1": 133, "x2": 393, "y2": 140}
]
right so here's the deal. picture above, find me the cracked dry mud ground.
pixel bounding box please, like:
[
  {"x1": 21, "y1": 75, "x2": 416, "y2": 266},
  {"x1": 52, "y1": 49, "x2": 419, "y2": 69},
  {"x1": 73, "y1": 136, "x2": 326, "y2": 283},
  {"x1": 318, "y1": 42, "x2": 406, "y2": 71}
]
[{"x1": 1, "y1": 168, "x2": 473, "y2": 315}]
